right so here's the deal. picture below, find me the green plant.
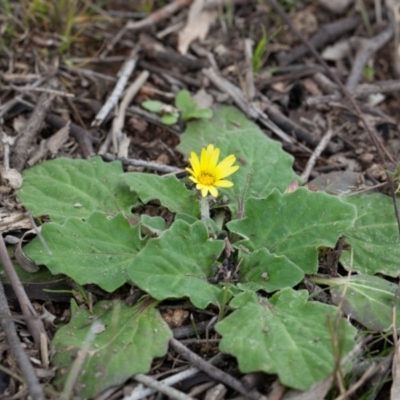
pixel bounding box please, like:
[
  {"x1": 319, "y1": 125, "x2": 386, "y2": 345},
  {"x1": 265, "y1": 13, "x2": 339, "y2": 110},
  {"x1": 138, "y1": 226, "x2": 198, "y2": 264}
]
[
  {"x1": 141, "y1": 90, "x2": 213, "y2": 125},
  {"x1": 252, "y1": 25, "x2": 281, "y2": 74},
  {"x1": 4, "y1": 0, "x2": 109, "y2": 55},
  {"x1": 252, "y1": 26, "x2": 268, "y2": 74},
  {"x1": 363, "y1": 65, "x2": 375, "y2": 83},
  {"x1": 15, "y1": 106, "x2": 400, "y2": 397}
]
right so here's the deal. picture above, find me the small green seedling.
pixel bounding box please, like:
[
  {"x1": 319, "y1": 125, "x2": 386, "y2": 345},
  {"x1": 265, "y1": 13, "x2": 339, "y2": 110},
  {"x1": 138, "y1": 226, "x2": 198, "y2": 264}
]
[
  {"x1": 175, "y1": 90, "x2": 213, "y2": 121},
  {"x1": 253, "y1": 26, "x2": 268, "y2": 74},
  {"x1": 141, "y1": 100, "x2": 180, "y2": 125},
  {"x1": 141, "y1": 90, "x2": 213, "y2": 126}
]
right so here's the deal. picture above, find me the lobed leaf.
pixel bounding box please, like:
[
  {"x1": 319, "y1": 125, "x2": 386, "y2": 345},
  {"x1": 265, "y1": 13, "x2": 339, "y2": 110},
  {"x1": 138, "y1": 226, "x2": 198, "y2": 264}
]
[
  {"x1": 314, "y1": 275, "x2": 400, "y2": 331},
  {"x1": 17, "y1": 157, "x2": 137, "y2": 224},
  {"x1": 52, "y1": 299, "x2": 172, "y2": 398},
  {"x1": 228, "y1": 188, "x2": 357, "y2": 274},
  {"x1": 128, "y1": 219, "x2": 225, "y2": 309},
  {"x1": 216, "y1": 289, "x2": 356, "y2": 390},
  {"x1": 24, "y1": 212, "x2": 145, "y2": 292},
  {"x1": 340, "y1": 193, "x2": 400, "y2": 276}
]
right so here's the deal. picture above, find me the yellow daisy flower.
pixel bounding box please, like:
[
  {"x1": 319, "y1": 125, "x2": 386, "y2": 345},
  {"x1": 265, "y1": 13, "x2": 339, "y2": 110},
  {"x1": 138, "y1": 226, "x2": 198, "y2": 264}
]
[{"x1": 186, "y1": 144, "x2": 239, "y2": 197}]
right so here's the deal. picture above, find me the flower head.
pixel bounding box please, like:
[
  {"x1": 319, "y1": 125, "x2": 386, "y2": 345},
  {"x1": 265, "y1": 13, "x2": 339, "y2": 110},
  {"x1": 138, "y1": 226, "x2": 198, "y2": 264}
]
[{"x1": 186, "y1": 144, "x2": 239, "y2": 197}]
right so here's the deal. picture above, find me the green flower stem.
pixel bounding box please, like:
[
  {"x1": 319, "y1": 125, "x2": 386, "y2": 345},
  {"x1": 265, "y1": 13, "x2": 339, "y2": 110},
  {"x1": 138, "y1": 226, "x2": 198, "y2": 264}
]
[{"x1": 200, "y1": 196, "x2": 210, "y2": 221}]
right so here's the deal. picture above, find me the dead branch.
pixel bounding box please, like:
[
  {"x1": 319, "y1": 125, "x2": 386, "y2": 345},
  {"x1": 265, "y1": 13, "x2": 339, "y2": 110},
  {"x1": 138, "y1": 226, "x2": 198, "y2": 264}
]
[
  {"x1": 301, "y1": 128, "x2": 334, "y2": 182},
  {"x1": 202, "y1": 67, "x2": 296, "y2": 144},
  {"x1": 0, "y1": 234, "x2": 47, "y2": 348},
  {"x1": 133, "y1": 374, "x2": 195, "y2": 400},
  {"x1": 169, "y1": 338, "x2": 264, "y2": 400},
  {"x1": 102, "y1": 153, "x2": 182, "y2": 174},
  {"x1": 244, "y1": 39, "x2": 256, "y2": 100},
  {"x1": 92, "y1": 47, "x2": 139, "y2": 127},
  {"x1": 111, "y1": 70, "x2": 149, "y2": 154},
  {"x1": 0, "y1": 268, "x2": 44, "y2": 400}
]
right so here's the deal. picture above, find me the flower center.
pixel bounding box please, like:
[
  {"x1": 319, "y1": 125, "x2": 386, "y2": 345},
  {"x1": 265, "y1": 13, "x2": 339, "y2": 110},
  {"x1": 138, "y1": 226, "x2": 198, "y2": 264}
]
[{"x1": 198, "y1": 172, "x2": 215, "y2": 186}]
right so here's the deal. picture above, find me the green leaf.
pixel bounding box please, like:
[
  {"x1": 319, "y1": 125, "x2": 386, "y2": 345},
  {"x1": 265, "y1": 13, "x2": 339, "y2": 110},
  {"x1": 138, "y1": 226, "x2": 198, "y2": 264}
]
[
  {"x1": 161, "y1": 113, "x2": 179, "y2": 125},
  {"x1": 237, "y1": 248, "x2": 304, "y2": 292},
  {"x1": 228, "y1": 189, "x2": 357, "y2": 274},
  {"x1": 216, "y1": 289, "x2": 356, "y2": 391},
  {"x1": 122, "y1": 172, "x2": 200, "y2": 216},
  {"x1": 175, "y1": 90, "x2": 193, "y2": 111},
  {"x1": 184, "y1": 108, "x2": 213, "y2": 121},
  {"x1": 340, "y1": 193, "x2": 400, "y2": 276},
  {"x1": 141, "y1": 100, "x2": 164, "y2": 113},
  {"x1": 17, "y1": 157, "x2": 137, "y2": 224},
  {"x1": 313, "y1": 275, "x2": 400, "y2": 331},
  {"x1": 52, "y1": 299, "x2": 172, "y2": 398},
  {"x1": 24, "y1": 212, "x2": 145, "y2": 292},
  {"x1": 177, "y1": 105, "x2": 301, "y2": 217},
  {"x1": 128, "y1": 220, "x2": 225, "y2": 309}
]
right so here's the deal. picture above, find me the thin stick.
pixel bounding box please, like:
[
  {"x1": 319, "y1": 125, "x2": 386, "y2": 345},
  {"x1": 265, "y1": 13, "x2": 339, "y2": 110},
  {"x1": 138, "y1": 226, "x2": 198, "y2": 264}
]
[
  {"x1": 102, "y1": 153, "x2": 182, "y2": 174},
  {"x1": 202, "y1": 67, "x2": 295, "y2": 144},
  {"x1": 60, "y1": 320, "x2": 102, "y2": 400},
  {"x1": 111, "y1": 70, "x2": 149, "y2": 153},
  {"x1": 0, "y1": 235, "x2": 47, "y2": 347},
  {"x1": 92, "y1": 47, "x2": 139, "y2": 126},
  {"x1": 132, "y1": 373, "x2": 195, "y2": 400},
  {"x1": 126, "y1": 367, "x2": 200, "y2": 400},
  {"x1": 169, "y1": 338, "x2": 262, "y2": 400},
  {"x1": 301, "y1": 128, "x2": 334, "y2": 182},
  {"x1": 0, "y1": 271, "x2": 44, "y2": 399},
  {"x1": 243, "y1": 39, "x2": 255, "y2": 100}
]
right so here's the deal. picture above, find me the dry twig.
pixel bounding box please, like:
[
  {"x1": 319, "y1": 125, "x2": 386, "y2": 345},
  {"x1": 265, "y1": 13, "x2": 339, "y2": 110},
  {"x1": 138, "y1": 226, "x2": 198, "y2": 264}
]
[
  {"x1": 111, "y1": 70, "x2": 149, "y2": 154},
  {"x1": 0, "y1": 265, "x2": 44, "y2": 400},
  {"x1": 169, "y1": 338, "x2": 264, "y2": 400},
  {"x1": 0, "y1": 228, "x2": 47, "y2": 348},
  {"x1": 132, "y1": 374, "x2": 195, "y2": 400},
  {"x1": 102, "y1": 153, "x2": 181, "y2": 174},
  {"x1": 202, "y1": 67, "x2": 295, "y2": 144},
  {"x1": 92, "y1": 47, "x2": 139, "y2": 127},
  {"x1": 301, "y1": 128, "x2": 334, "y2": 182}
]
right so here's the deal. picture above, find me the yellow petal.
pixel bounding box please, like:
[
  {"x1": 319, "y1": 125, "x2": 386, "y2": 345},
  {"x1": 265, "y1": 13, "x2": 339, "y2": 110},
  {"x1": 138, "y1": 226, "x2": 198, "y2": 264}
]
[
  {"x1": 215, "y1": 165, "x2": 239, "y2": 180},
  {"x1": 198, "y1": 186, "x2": 208, "y2": 197},
  {"x1": 189, "y1": 152, "x2": 200, "y2": 175},
  {"x1": 200, "y1": 147, "x2": 209, "y2": 171},
  {"x1": 214, "y1": 179, "x2": 234, "y2": 188},
  {"x1": 209, "y1": 186, "x2": 218, "y2": 197},
  {"x1": 216, "y1": 154, "x2": 237, "y2": 171},
  {"x1": 189, "y1": 176, "x2": 199, "y2": 184},
  {"x1": 209, "y1": 146, "x2": 220, "y2": 168}
]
